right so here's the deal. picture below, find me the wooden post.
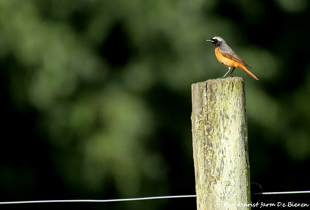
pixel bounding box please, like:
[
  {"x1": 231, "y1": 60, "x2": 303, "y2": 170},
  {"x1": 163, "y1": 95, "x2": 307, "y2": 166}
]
[{"x1": 191, "y1": 77, "x2": 251, "y2": 210}]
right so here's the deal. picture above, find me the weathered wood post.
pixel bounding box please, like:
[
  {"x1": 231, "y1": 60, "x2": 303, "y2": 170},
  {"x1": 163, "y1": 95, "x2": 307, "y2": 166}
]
[{"x1": 191, "y1": 77, "x2": 251, "y2": 209}]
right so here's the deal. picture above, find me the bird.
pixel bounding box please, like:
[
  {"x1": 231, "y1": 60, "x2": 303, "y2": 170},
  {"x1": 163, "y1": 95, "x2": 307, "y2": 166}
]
[{"x1": 206, "y1": 36, "x2": 259, "y2": 80}]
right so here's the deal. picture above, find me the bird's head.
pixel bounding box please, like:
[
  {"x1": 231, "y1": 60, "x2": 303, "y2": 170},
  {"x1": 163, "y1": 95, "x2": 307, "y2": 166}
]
[{"x1": 206, "y1": 36, "x2": 225, "y2": 47}]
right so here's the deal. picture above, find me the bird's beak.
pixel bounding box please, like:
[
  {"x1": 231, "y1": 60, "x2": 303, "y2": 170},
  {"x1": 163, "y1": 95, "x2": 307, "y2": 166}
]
[{"x1": 206, "y1": 40, "x2": 211, "y2": 42}]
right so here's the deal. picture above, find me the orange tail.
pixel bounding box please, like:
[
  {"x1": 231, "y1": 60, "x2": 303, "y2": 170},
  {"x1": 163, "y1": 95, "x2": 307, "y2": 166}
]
[{"x1": 238, "y1": 64, "x2": 259, "y2": 80}]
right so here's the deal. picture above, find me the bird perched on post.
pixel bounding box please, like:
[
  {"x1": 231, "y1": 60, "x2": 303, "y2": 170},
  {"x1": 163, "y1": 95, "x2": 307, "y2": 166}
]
[{"x1": 206, "y1": 36, "x2": 259, "y2": 80}]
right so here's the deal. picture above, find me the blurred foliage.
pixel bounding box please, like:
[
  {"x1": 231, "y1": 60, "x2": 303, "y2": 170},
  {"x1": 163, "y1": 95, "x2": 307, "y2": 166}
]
[{"x1": 0, "y1": 0, "x2": 310, "y2": 209}]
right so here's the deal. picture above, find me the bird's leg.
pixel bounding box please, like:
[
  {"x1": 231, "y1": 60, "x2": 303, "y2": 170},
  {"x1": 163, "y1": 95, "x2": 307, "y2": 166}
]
[
  {"x1": 222, "y1": 67, "x2": 231, "y2": 78},
  {"x1": 229, "y1": 67, "x2": 235, "y2": 77}
]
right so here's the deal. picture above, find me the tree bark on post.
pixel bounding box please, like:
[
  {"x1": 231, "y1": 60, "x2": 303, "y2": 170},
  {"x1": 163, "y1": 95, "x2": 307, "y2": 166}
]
[{"x1": 191, "y1": 77, "x2": 251, "y2": 210}]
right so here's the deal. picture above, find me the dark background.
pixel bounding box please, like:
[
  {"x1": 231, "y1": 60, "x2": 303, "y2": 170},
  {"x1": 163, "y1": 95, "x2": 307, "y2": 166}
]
[{"x1": 1, "y1": 0, "x2": 310, "y2": 209}]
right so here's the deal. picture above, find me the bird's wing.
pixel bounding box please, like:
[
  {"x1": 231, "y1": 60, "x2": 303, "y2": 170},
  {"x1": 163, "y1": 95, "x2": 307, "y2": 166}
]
[{"x1": 219, "y1": 47, "x2": 251, "y2": 69}]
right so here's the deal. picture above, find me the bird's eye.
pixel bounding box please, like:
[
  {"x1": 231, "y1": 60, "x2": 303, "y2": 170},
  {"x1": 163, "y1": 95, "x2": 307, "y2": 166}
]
[{"x1": 212, "y1": 39, "x2": 217, "y2": 43}]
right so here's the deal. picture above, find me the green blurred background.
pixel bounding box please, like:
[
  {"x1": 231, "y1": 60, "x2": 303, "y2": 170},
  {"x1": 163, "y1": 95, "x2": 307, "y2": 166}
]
[{"x1": 1, "y1": 0, "x2": 310, "y2": 209}]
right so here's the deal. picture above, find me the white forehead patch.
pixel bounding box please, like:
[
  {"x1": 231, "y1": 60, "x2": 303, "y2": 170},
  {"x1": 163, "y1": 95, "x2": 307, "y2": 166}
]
[{"x1": 212, "y1": 36, "x2": 224, "y2": 42}]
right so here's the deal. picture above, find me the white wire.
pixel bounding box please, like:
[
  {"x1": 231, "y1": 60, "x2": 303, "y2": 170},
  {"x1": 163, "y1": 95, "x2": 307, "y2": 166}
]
[
  {"x1": 0, "y1": 195, "x2": 196, "y2": 205},
  {"x1": 257, "y1": 190, "x2": 310, "y2": 195},
  {"x1": 1, "y1": 190, "x2": 310, "y2": 205}
]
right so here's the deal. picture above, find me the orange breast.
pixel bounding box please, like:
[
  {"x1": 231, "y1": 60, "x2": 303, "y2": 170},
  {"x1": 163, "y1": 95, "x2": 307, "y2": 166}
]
[{"x1": 215, "y1": 47, "x2": 238, "y2": 68}]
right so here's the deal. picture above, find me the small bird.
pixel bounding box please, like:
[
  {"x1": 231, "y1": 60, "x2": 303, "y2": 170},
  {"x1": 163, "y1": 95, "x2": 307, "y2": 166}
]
[{"x1": 206, "y1": 36, "x2": 258, "y2": 80}]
